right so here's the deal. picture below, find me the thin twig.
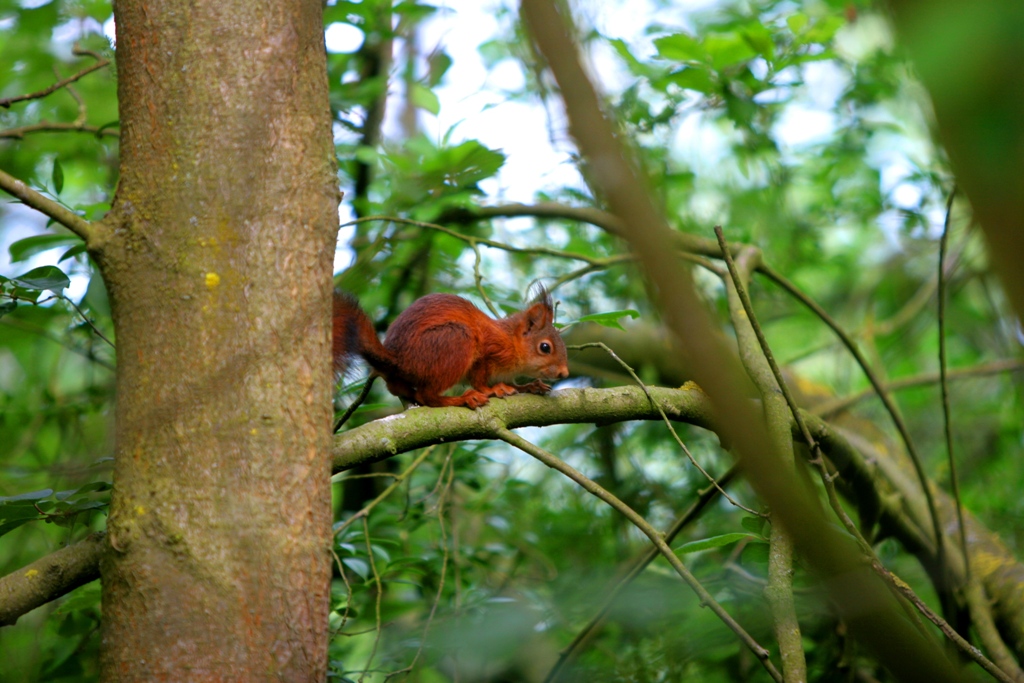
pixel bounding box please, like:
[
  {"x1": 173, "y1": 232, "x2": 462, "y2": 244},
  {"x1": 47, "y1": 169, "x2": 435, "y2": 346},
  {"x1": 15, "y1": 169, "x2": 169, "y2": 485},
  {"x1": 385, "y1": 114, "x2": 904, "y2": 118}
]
[
  {"x1": 757, "y1": 264, "x2": 947, "y2": 576},
  {"x1": 61, "y1": 294, "x2": 115, "y2": 348},
  {"x1": 714, "y1": 233, "x2": 807, "y2": 681},
  {"x1": 937, "y1": 187, "x2": 969, "y2": 579},
  {"x1": 358, "y1": 516, "x2": 385, "y2": 683},
  {"x1": 335, "y1": 376, "x2": 377, "y2": 432},
  {"x1": 383, "y1": 456, "x2": 453, "y2": 681},
  {"x1": 570, "y1": 341, "x2": 760, "y2": 516},
  {"x1": 812, "y1": 359, "x2": 1024, "y2": 417},
  {"x1": 496, "y1": 428, "x2": 783, "y2": 683},
  {"x1": 342, "y1": 215, "x2": 618, "y2": 267},
  {"x1": 0, "y1": 46, "x2": 110, "y2": 108},
  {"x1": 716, "y1": 230, "x2": 930, "y2": 634},
  {"x1": 0, "y1": 121, "x2": 120, "y2": 140},
  {"x1": 0, "y1": 316, "x2": 115, "y2": 370},
  {"x1": 717, "y1": 230, "x2": 1015, "y2": 681},
  {"x1": 469, "y1": 242, "x2": 499, "y2": 316},
  {"x1": 333, "y1": 446, "x2": 437, "y2": 538},
  {"x1": 544, "y1": 466, "x2": 739, "y2": 683}
]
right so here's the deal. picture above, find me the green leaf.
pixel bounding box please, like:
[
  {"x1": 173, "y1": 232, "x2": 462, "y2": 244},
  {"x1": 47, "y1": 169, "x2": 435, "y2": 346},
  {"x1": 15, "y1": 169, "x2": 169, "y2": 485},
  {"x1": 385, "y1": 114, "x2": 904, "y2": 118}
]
[
  {"x1": 804, "y1": 16, "x2": 845, "y2": 45},
  {"x1": 740, "y1": 23, "x2": 775, "y2": 63},
  {"x1": 96, "y1": 120, "x2": 120, "y2": 136},
  {"x1": 654, "y1": 33, "x2": 704, "y2": 62},
  {"x1": 742, "y1": 542, "x2": 770, "y2": 566},
  {"x1": 0, "y1": 301, "x2": 16, "y2": 319},
  {"x1": 10, "y1": 266, "x2": 71, "y2": 293},
  {"x1": 341, "y1": 557, "x2": 370, "y2": 579},
  {"x1": 0, "y1": 495, "x2": 49, "y2": 538},
  {"x1": 740, "y1": 516, "x2": 765, "y2": 535},
  {"x1": 52, "y1": 158, "x2": 64, "y2": 195},
  {"x1": 787, "y1": 13, "x2": 809, "y2": 34},
  {"x1": 409, "y1": 82, "x2": 440, "y2": 115},
  {"x1": 703, "y1": 33, "x2": 758, "y2": 70},
  {"x1": 53, "y1": 582, "x2": 101, "y2": 616},
  {"x1": 426, "y1": 51, "x2": 452, "y2": 87},
  {"x1": 657, "y1": 67, "x2": 716, "y2": 94},
  {"x1": 609, "y1": 38, "x2": 657, "y2": 78},
  {"x1": 59, "y1": 244, "x2": 88, "y2": 262},
  {"x1": 441, "y1": 140, "x2": 506, "y2": 188},
  {"x1": 70, "y1": 481, "x2": 112, "y2": 497},
  {"x1": 675, "y1": 533, "x2": 757, "y2": 554},
  {"x1": 577, "y1": 309, "x2": 640, "y2": 331},
  {"x1": 8, "y1": 234, "x2": 79, "y2": 263},
  {"x1": 0, "y1": 488, "x2": 54, "y2": 503}
]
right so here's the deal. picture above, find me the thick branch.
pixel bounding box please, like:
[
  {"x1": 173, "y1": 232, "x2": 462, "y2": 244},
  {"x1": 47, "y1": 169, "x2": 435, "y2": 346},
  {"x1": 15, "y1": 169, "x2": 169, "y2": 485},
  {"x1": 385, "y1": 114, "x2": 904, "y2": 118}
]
[
  {"x1": 0, "y1": 533, "x2": 104, "y2": 626},
  {"x1": 0, "y1": 168, "x2": 100, "y2": 244},
  {"x1": 332, "y1": 386, "x2": 715, "y2": 472}
]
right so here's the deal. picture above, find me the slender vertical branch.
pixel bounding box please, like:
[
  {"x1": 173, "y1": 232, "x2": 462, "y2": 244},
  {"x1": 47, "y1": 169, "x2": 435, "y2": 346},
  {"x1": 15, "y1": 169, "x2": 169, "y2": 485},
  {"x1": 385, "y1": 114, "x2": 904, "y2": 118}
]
[
  {"x1": 716, "y1": 231, "x2": 1018, "y2": 682},
  {"x1": 713, "y1": 233, "x2": 806, "y2": 682},
  {"x1": 757, "y1": 263, "x2": 947, "y2": 570},
  {"x1": 937, "y1": 187, "x2": 969, "y2": 577}
]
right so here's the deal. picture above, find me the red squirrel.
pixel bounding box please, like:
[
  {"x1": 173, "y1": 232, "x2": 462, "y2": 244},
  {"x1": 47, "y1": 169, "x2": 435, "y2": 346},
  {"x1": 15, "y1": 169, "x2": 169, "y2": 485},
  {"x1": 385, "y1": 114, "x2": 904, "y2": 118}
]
[{"x1": 333, "y1": 289, "x2": 570, "y2": 408}]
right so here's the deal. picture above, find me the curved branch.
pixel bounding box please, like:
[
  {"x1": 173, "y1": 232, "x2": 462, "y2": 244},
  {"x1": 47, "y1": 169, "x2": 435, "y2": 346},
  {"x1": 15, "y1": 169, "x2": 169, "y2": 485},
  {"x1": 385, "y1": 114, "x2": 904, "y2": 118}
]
[
  {"x1": 332, "y1": 386, "x2": 716, "y2": 472},
  {"x1": 0, "y1": 47, "x2": 110, "y2": 109},
  {"x1": 336, "y1": 384, "x2": 1024, "y2": 675},
  {"x1": 344, "y1": 215, "x2": 624, "y2": 267},
  {"x1": 758, "y1": 263, "x2": 947, "y2": 582},
  {"x1": 440, "y1": 201, "x2": 724, "y2": 256},
  {"x1": 717, "y1": 238, "x2": 806, "y2": 681},
  {"x1": 0, "y1": 122, "x2": 119, "y2": 140},
  {"x1": 497, "y1": 429, "x2": 782, "y2": 683},
  {"x1": 0, "y1": 532, "x2": 105, "y2": 626},
  {"x1": 0, "y1": 168, "x2": 100, "y2": 244},
  {"x1": 544, "y1": 465, "x2": 738, "y2": 682},
  {"x1": 813, "y1": 359, "x2": 1024, "y2": 418}
]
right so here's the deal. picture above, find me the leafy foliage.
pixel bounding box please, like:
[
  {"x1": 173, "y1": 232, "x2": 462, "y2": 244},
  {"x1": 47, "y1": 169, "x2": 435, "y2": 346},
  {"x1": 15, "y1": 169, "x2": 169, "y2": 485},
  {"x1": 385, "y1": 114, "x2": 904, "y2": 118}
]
[{"x1": 1, "y1": 0, "x2": 1021, "y2": 680}]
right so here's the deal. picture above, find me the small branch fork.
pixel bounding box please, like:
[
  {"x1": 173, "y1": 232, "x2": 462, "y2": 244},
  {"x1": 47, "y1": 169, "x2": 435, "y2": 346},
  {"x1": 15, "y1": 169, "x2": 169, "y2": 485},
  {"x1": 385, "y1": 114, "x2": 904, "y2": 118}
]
[{"x1": 1, "y1": 46, "x2": 112, "y2": 240}]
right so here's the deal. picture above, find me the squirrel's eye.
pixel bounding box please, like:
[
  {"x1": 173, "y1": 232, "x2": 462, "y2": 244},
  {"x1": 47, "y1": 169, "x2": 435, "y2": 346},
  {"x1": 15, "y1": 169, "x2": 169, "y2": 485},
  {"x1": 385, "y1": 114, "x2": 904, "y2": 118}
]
[{"x1": 540, "y1": 342, "x2": 552, "y2": 354}]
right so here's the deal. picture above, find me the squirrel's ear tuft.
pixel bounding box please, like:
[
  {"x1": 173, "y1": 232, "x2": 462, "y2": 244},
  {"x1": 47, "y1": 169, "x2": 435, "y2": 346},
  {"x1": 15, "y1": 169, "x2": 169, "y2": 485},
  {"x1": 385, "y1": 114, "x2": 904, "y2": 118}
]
[{"x1": 528, "y1": 284, "x2": 554, "y2": 312}]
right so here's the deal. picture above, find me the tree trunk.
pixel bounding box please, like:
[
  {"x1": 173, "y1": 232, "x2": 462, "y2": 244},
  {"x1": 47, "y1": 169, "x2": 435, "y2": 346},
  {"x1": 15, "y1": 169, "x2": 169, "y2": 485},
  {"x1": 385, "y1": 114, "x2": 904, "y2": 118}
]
[{"x1": 95, "y1": 1, "x2": 338, "y2": 679}]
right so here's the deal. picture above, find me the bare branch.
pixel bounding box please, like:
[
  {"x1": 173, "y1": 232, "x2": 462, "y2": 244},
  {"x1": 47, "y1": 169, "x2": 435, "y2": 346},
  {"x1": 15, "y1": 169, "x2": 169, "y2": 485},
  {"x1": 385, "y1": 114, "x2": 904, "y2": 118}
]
[
  {"x1": 544, "y1": 466, "x2": 739, "y2": 682},
  {"x1": 497, "y1": 428, "x2": 783, "y2": 683},
  {"x1": 0, "y1": 122, "x2": 119, "y2": 140},
  {"x1": 0, "y1": 168, "x2": 100, "y2": 244},
  {"x1": 813, "y1": 359, "x2": 1024, "y2": 417},
  {"x1": 0, "y1": 46, "x2": 110, "y2": 109}
]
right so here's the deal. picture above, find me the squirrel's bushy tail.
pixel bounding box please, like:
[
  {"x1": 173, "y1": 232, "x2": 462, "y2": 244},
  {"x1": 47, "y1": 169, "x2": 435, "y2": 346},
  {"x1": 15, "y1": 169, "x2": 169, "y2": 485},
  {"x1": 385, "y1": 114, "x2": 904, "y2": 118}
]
[{"x1": 332, "y1": 292, "x2": 403, "y2": 378}]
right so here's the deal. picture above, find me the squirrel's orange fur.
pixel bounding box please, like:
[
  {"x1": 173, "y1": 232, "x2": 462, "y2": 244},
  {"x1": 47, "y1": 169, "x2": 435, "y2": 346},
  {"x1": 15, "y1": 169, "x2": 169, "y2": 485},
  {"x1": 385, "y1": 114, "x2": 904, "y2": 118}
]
[{"x1": 333, "y1": 290, "x2": 569, "y2": 408}]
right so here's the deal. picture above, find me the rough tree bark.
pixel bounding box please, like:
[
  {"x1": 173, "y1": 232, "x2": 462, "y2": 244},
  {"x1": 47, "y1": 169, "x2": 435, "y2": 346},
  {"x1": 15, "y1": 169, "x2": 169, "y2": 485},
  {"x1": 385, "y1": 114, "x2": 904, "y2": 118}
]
[{"x1": 93, "y1": 0, "x2": 339, "y2": 679}]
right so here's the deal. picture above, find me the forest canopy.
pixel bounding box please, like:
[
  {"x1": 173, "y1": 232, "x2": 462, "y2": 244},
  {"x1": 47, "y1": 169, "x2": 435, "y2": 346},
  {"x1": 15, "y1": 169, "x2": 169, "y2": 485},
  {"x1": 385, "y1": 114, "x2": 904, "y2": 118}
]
[{"x1": 1, "y1": 0, "x2": 1023, "y2": 681}]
